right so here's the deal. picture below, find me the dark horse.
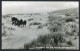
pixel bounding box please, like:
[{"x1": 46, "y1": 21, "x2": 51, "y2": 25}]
[{"x1": 12, "y1": 17, "x2": 18, "y2": 26}]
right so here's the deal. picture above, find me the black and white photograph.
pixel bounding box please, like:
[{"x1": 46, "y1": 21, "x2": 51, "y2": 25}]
[{"x1": 2, "y1": 1, "x2": 79, "y2": 49}]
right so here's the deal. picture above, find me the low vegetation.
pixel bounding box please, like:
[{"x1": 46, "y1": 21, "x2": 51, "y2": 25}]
[{"x1": 23, "y1": 8, "x2": 79, "y2": 49}]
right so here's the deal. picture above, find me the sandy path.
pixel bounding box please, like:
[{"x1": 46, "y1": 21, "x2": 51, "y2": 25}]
[{"x1": 2, "y1": 26, "x2": 50, "y2": 49}]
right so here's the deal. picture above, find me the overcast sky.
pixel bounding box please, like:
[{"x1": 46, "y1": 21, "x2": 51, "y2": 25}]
[{"x1": 2, "y1": 1, "x2": 79, "y2": 15}]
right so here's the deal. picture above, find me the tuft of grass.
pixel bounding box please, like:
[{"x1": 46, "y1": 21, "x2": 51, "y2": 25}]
[
  {"x1": 2, "y1": 30, "x2": 6, "y2": 36},
  {"x1": 8, "y1": 27, "x2": 15, "y2": 30},
  {"x1": 65, "y1": 18, "x2": 75, "y2": 22},
  {"x1": 24, "y1": 32, "x2": 67, "y2": 49},
  {"x1": 37, "y1": 25, "x2": 43, "y2": 29},
  {"x1": 65, "y1": 22, "x2": 78, "y2": 36},
  {"x1": 67, "y1": 40, "x2": 73, "y2": 46}
]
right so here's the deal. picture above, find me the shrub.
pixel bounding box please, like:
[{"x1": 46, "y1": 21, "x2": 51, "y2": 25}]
[
  {"x1": 28, "y1": 18, "x2": 33, "y2": 21},
  {"x1": 65, "y1": 18, "x2": 75, "y2": 22},
  {"x1": 48, "y1": 14, "x2": 65, "y2": 33},
  {"x1": 65, "y1": 16, "x2": 75, "y2": 22},
  {"x1": 65, "y1": 13, "x2": 71, "y2": 16},
  {"x1": 37, "y1": 25, "x2": 43, "y2": 29},
  {"x1": 30, "y1": 22, "x2": 42, "y2": 25},
  {"x1": 65, "y1": 22, "x2": 78, "y2": 36},
  {"x1": 49, "y1": 22, "x2": 63, "y2": 33},
  {"x1": 8, "y1": 27, "x2": 15, "y2": 30},
  {"x1": 33, "y1": 22, "x2": 41, "y2": 25},
  {"x1": 2, "y1": 29, "x2": 7, "y2": 36},
  {"x1": 76, "y1": 16, "x2": 79, "y2": 19},
  {"x1": 67, "y1": 40, "x2": 73, "y2": 46},
  {"x1": 40, "y1": 19, "x2": 42, "y2": 20},
  {"x1": 52, "y1": 32, "x2": 66, "y2": 43},
  {"x1": 29, "y1": 23, "x2": 32, "y2": 26}
]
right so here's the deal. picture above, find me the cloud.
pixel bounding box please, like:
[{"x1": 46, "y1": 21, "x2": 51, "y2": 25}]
[
  {"x1": 34, "y1": 7, "x2": 58, "y2": 13},
  {"x1": 64, "y1": 2, "x2": 79, "y2": 8}
]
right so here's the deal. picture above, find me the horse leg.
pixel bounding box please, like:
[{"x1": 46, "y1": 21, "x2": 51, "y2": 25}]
[
  {"x1": 22, "y1": 24, "x2": 24, "y2": 27},
  {"x1": 24, "y1": 24, "x2": 26, "y2": 27},
  {"x1": 23, "y1": 24, "x2": 24, "y2": 27},
  {"x1": 12, "y1": 22, "x2": 15, "y2": 25},
  {"x1": 12, "y1": 21, "x2": 14, "y2": 25},
  {"x1": 18, "y1": 25, "x2": 20, "y2": 28},
  {"x1": 12, "y1": 22, "x2": 13, "y2": 25},
  {"x1": 21, "y1": 24, "x2": 22, "y2": 28}
]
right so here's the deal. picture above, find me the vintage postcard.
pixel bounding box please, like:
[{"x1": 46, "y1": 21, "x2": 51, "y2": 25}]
[{"x1": 2, "y1": 1, "x2": 79, "y2": 50}]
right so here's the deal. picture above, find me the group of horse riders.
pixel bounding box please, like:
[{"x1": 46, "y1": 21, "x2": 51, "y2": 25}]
[{"x1": 12, "y1": 17, "x2": 27, "y2": 27}]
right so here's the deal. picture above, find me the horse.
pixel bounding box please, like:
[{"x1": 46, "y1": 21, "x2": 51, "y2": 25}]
[{"x1": 12, "y1": 17, "x2": 18, "y2": 25}]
